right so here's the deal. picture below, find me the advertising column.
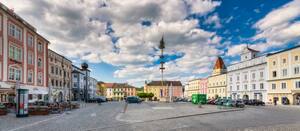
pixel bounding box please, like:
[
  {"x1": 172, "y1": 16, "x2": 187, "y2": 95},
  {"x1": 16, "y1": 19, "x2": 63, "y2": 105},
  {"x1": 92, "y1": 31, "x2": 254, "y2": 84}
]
[{"x1": 16, "y1": 89, "x2": 29, "y2": 117}]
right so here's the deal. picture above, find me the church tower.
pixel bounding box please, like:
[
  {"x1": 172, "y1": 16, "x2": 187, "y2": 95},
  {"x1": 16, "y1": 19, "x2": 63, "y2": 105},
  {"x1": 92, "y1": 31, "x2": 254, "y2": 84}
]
[{"x1": 212, "y1": 56, "x2": 227, "y2": 76}]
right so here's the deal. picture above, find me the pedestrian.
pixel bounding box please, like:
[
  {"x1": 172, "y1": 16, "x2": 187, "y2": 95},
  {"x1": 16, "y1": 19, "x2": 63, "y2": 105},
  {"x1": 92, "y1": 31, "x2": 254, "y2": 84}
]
[{"x1": 274, "y1": 99, "x2": 277, "y2": 106}]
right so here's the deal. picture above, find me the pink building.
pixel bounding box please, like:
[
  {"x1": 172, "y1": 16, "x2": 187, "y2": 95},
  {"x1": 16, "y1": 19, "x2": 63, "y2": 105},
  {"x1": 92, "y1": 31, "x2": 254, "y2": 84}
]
[
  {"x1": 0, "y1": 3, "x2": 49, "y2": 103},
  {"x1": 199, "y1": 78, "x2": 208, "y2": 94}
]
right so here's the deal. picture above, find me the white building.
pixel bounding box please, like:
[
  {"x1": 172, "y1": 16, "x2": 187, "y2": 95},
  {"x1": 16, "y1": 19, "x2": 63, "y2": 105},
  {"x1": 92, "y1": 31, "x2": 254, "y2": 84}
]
[
  {"x1": 88, "y1": 77, "x2": 98, "y2": 98},
  {"x1": 227, "y1": 46, "x2": 268, "y2": 102},
  {"x1": 71, "y1": 65, "x2": 90, "y2": 101}
]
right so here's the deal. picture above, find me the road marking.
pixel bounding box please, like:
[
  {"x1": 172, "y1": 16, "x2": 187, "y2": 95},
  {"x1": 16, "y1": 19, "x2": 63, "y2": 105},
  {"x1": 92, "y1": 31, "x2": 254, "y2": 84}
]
[{"x1": 7, "y1": 114, "x2": 65, "y2": 131}]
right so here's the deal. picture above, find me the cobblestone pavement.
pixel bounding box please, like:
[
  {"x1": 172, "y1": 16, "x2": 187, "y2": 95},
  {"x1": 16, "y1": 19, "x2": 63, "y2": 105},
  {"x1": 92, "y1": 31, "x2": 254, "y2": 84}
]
[{"x1": 1, "y1": 102, "x2": 300, "y2": 131}]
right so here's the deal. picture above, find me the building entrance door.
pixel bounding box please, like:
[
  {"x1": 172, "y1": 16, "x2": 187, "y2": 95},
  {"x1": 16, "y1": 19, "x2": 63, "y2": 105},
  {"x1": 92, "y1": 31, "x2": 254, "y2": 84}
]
[{"x1": 293, "y1": 94, "x2": 300, "y2": 105}]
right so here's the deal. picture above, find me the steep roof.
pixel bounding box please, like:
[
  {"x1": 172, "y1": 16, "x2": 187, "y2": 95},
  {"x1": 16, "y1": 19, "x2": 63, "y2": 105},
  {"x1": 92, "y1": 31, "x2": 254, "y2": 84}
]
[
  {"x1": 213, "y1": 56, "x2": 226, "y2": 70},
  {"x1": 246, "y1": 47, "x2": 259, "y2": 52},
  {"x1": 146, "y1": 81, "x2": 182, "y2": 86}
]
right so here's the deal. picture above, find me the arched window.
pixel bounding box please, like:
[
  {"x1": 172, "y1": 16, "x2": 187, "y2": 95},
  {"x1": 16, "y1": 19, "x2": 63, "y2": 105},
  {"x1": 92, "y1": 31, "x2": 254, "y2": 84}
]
[{"x1": 38, "y1": 58, "x2": 42, "y2": 67}]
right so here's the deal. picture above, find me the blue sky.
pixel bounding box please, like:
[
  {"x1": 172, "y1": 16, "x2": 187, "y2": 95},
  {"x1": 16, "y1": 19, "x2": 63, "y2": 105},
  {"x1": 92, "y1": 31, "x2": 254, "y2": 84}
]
[{"x1": 4, "y1": 0, "x2": 300, "y2": 87}]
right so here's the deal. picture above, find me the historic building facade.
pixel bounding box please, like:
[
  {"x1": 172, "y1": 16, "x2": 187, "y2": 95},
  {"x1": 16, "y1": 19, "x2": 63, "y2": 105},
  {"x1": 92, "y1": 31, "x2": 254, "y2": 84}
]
[
  {"x1": 267, "y1": 46, "x2": 300, "y2": 105},
  {"x1": 0, "y1": 3, "x2": 49, "y2": 103},
  {"x1": 48, "y1": 49, "x2": 72, "y2": 102},
  {"x1": 144, "y1": 81, "x2": 183, "y2": 101},
  {"x1": 104, "y1": 83, "x2": 136, "y2": 101},
  {"x1": 71, "y1": 65, "x2": 90, "y2": 101},
  {"x1": 227, "y1": 47, "x2": 268, "y2": 102},
  {"x1": 208, "y1": 57, "x2": 227, "y2": 99},
  {"x1": 186, "y1": 78, "x2": 207, "y2": 99}
]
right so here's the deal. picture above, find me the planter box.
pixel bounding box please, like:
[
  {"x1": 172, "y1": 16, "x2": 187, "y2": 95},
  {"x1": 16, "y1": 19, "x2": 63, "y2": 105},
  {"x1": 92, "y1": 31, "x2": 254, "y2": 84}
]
[
  {"x1": 29, "y1": 106, "x2": 49, "y2": 115},
  {"x1": 0, "y1": 109, "x2": 7, "y2": 115}
]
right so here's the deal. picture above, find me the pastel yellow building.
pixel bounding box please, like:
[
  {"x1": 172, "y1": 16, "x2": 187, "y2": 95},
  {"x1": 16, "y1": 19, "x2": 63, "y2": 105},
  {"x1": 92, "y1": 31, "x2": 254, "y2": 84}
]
[
  {"x1": 144, "y1": 81, "x2": 183, "y2": 101},
  {"x1": 267, "y1": 46, "x2": 300, "y2": 105},
  {"x1": 208, "y1": 57, "x2": 227, "y2": 99}
]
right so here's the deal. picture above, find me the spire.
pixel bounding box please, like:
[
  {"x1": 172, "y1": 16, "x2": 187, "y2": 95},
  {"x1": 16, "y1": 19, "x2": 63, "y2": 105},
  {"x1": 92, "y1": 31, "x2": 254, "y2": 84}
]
[
  {"x1": 212, "y1": 56, "x2": 227, "y2": 75},
  {"x1": 159, "y1": 36, "x2": 165, "y2": 49}
]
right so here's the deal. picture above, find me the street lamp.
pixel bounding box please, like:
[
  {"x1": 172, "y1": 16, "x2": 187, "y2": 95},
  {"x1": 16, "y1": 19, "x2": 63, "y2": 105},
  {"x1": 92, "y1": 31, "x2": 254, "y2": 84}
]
[{"x1": 81, "y1": 62, "x2": 89, "y2": 103}]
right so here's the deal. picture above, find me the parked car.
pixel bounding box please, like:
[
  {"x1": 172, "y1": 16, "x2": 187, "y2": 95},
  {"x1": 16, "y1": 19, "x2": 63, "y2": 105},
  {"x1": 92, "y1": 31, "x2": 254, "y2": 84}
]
[
  {"x1": 232, "y1": 100, "x2": 245, "y2": 108},
  {"x1": 207, "y1": 99, "x2": 215, "y2": 104},
  {"x1": 126, "y1": 96, "x2": 142, "y2": 104},
  {"x1": 223, "y1": 99, "x2": 233, "y2": 107},
  {"x1": 248, "y1": 99, "x2": 265, "y2": 106},
  {"x1": 95, "y1": 96, "x2": 107, "y2": 102},
  {"x1": 215, "y1": 99, "x2": 226, "y2": 105}
]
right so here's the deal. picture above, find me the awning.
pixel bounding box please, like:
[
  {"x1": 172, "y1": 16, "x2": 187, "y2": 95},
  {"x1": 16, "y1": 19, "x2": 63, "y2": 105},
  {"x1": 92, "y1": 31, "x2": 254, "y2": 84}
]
[{"x1": 21, "y1": 86, "x2": 48, "y2": 95}]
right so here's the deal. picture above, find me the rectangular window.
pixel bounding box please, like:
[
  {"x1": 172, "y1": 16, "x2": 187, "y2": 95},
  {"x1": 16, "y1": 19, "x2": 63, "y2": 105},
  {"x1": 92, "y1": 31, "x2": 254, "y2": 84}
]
[
  {"x1": 281, "y1": 83, "x2": 286, "y2": 89},
  {"x1": 296, "y1": 81, "x2": 300, "y2": 88},
  {"x1": 282, "y1": 69, "x2": 288, "y2": 77},
  {"x1": 9, "y1": 45, "x2": 22, "y2": 61},
  {"x1": 282, "y1": 59, "x2": 286, "y2": 63},
  {"x1": 272, "y1": 83, "x2": 276, "y2": 90},
  {"x1": 272, "y1": 71, "x2": 277, "y2": 78},
  {"x1": 252, "y1": 73, "x2": 255, "y2": 80},
  {"x1": 294, "y1": 67, "x2": 299, "y2": 75},
  {"x1": 27, "y1": 35, "x2": 33, "y2": 47},
  {"x1": 8, "y1": 23, "x2": 22, "y2": 41},
  {"x1": 27, "y1": 52, "x2": 34, "y2": 65},
  {"x1": 237, "y1": 76, "x2": 239, "y2": 81},
  {"x1": 38, "y1": 58, "x2": 42, "y2": 68},
  {"x1": 51, "y1": 66, "x2": 54, "y2": 74},
  {"x1": 260, "y1": 83, "x2": 264, "y2": 89},
  {"x1": 37, "y1": 42, "x2": 43, "y2": 52},
  {"x1": 237, "y1": 85, "x2": 239, "y2": 90},
  {"x1": 295, "y1": 56, "x2": 299, "y2": 61},
  {"x1": 252, "y1": 84, "x2": 256, "y2": 90},
  {"x1": 260, "y1": 72, "x2": 264, "y2": 78},
  {"x1": 27, "y1": 71, "x2": 33, "y2": 83},
  {"x1": 37, "y1": 72, "x2": 42, "y2": 85},
  {"x1": 38, "y1": 94, "x2": 42, "y2": 100},
  {"x1": 244, "y1": 75, "x2": 247, "y2": 80},
  {"x1": 244, "y1": 85, "x2": 247, "y2": 90},
  {"x1": 9, "y1": 67, "x2": 21, "y2": 81}
]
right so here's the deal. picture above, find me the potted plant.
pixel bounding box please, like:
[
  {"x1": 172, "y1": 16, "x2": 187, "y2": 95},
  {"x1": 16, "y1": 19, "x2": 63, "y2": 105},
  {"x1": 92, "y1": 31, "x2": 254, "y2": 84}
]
[{"x1": 0, "y1": 103, "x2": 7, "y2": 115}]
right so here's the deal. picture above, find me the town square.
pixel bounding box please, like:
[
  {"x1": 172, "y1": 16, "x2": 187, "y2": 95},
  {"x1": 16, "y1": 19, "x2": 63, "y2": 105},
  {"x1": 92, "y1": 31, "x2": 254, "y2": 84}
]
[{"x1": 0, "y1": 0, "x2": 300, "y2": 131}]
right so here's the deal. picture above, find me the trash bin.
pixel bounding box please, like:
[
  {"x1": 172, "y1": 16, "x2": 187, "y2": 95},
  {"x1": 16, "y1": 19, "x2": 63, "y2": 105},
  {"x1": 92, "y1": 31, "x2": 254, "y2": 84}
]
[
  {"x1": 16, "y1": 89, "x2": 29, "y2": 117},
  {"x1": 192, "y1": 94, "x2": 199, "y2": 104}
]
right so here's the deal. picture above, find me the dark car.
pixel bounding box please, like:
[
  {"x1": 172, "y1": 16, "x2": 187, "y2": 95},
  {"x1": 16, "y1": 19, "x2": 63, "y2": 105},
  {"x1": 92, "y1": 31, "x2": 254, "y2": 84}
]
[
  {"x1": 232, "y1": 100, "x2": 245, "y2": 108},
  {"x1": 95, "y1": 96, "x2": 107, "y2": 102},
  {"x1": 223, "y1": 99, "x2": 234, "y2": 107},
  {"x1": 249, "y1": 99, "x2": 265, "y2": 106},
  {"x1": 215, "y1": 99, "x2": 226, "y2": 105},
  {"x1": 126, "y1": 96, "x2": 142, "y2": 104},
  {"x1": 207, "y1": 99, "x2": 216, "y2": 104}
]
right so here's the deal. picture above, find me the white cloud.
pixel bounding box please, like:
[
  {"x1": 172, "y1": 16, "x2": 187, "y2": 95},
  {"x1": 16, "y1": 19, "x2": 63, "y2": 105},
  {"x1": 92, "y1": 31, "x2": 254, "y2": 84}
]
[
  {"x1": 253, "y1": 0, "x2": 300, "y2": 51},
  {"x1": 204, "y1": 13, "x2": 222, "y2": 28},
  {"x1": 227, "y1": 44, "x2": 247, "y2": 57},
  {"x1": 3, "y1": 0, "x2": 223, "y2": 85},
  {"x1": 185, "y1": 0, "x2": 221, "y2": 15}
]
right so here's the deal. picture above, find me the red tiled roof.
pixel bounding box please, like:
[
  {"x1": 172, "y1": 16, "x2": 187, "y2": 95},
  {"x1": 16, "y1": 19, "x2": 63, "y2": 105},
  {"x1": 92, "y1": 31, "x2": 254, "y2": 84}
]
[
  {"x1": 104, "y1": 83, "x2": 115, "y2": 88},
  {"x1": 213, "y1": 56, "x2": 226, "y2": 70}
]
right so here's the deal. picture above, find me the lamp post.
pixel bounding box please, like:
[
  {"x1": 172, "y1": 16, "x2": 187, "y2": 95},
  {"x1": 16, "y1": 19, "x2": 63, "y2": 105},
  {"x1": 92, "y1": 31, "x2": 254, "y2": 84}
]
[{"x1": 81, "y1": 62, "x2": 89, "y2": 103}]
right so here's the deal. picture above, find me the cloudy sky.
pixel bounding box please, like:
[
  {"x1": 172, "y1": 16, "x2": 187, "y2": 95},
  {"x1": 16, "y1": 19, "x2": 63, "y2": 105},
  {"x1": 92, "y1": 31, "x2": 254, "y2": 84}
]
[{"x1": 3, "y1": 0, "x2": 300, "y2": 87}]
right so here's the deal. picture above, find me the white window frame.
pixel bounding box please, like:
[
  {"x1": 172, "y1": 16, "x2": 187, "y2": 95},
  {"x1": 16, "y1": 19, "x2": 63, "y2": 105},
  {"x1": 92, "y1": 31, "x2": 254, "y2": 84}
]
[
  {"x1": 296, "y1": 81, "x2": 300, "y2": 89},
  {"x1": 8, "y1": 22, "x2": 22, "y2": 41},
  {"x1": 27, "y1": 51, "x2": 34, "y2": 65},
  {"x1": 37, "y1": 72, "x2": 42, "y2": 85},
  {"x1": 27, "y1": 71, "x2": 33, "y2": 83},
  {"x1": 281, "y1": 82, "x2": 286, "y2": 89},
  {"x1": 37, "y1": 42, "x2": 43, "y2": 52},
  {"x1": 9, "y1": 44, "x2": 22, "y2": 62},
  {"x1": 38, "y1": 58, "x2": 42, "y2": 68},
  {"x1": 294, "y1": 67, "x2": 299, "y2": 75},
  {"x1": 282, "y1": 69, "x2": 288, "y2": 77},
  {"x1": 272, "y1": 83, "x2": 276, "y2": 90},
  {"x1": 8, "y1": 66, "x2": 22, "y2": 81},
  {"x1": 27, "y1": 35, "x2": 34, "y2": 47}
]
